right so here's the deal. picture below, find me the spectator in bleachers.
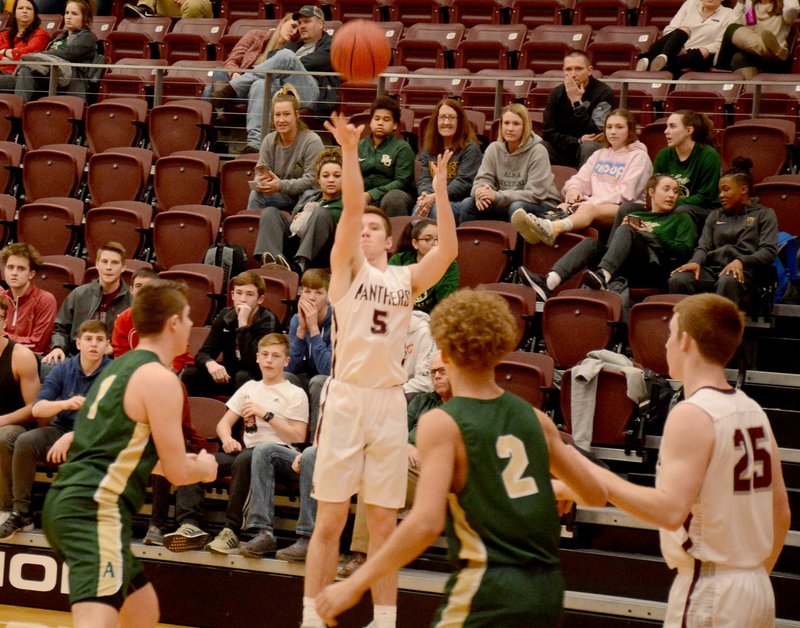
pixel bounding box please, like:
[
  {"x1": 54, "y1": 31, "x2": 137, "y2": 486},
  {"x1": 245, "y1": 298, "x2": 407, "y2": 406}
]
[
  {"x1": 519, "y1": 174, "x2": 697, "y2": 298},
  {"x1": 249, "y1": 86, "x2": 325, "y2": 267},
  {"x1": 635, "y1": 0, "x2": 743, "y2": 75},
  {"x1": 124, "y1": 0, "x2": 211, "y2": 19},
  {"x1": 14, "y1": 0, "x2": 96, "y2": 103},
  {"x1": 458, "y1": 103, "x2": 560, "y2": 224},
  {"x1": 205, "y1": 333, "x2": 308, "y2": 555},
  {"x1": 339, "y1": 350, "x2": 452, "y2": 578},
  {"x1": 515, "y1": 109, "x2": 653, "y2": 246},
  {"x1": 206, "y1": 15, "x2": 298, "y2": 109},
  {"x1": 715, "y1": 0, "x2": 799, "y2": 79},
  {"x1": 669, "y1": 157, "x2": 778, "y2": 306},
  {"x1": 286, "y1": 268, "x2": 331, "y2": 439},
  {"x1": 389, "y1": 219, "x2": 459, "y2": 315},
  {"x1": 655, "y1": 110, "x2": 721, "y2": 228},
  {"x1": 402, "y1": 310, "x2": 435, "y2": 402},
  {"x1": 181, "y1": 270, "x2": 279, "y2": 398},
  {"x1": 0, "y1": 320, "x2": 110, "y2": 540},
  {"x1": 214, "y1": 5, "x2": 339, "y2": 152},
  {"x1": 543, "y1": 50, "x2": 615, "y2": 169},
  {"x1": 0, "y1": 294, "x2": 40, "y2": 525},
  {"x1": 0, "y1": 243, "x2": 57, "y2": 354},
  {"x1": 358, "y1": 95, "x2": 417, "y2": 217},
  {"x1": 414, "y1": 99, "x2": 482, "y2": 221},
  {"x1": 255, "y1": 148, "x2": 341, "y2": 273},
  {"x1": 43, "y1": 241, "x2": 130, "y2": 366},
  {"x1": 0, "y1": 0, "x2": 50, "y2": 93}
]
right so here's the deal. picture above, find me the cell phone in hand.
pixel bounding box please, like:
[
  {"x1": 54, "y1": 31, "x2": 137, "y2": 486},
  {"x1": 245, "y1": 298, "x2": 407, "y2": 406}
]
[{"x1": 628, "y1": 215, "x2": 642, "y2": 228}]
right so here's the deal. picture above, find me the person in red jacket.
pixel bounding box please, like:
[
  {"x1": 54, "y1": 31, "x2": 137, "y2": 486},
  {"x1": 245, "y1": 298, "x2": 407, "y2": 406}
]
[
  {"x1": 0, "y1": 242, "x2": 57, "y2": 354},
  {"x1": 0, "y1": 0, "x2": 50, "y2": 92}
]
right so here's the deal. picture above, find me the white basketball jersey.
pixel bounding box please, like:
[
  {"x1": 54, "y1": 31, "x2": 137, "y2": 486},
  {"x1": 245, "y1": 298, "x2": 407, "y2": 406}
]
[
  {"x1": 660, "y1": 387, "x2": 776, "y2": 570},
  {"x1": 330, "y1": 262, "x2": 413, "y2": 388}
]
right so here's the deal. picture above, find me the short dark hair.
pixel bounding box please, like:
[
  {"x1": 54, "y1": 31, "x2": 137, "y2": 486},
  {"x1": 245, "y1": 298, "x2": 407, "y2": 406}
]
[
  {"x1": 97, "y1": 241, "x2": 127, "y2": 262},
  {"x1": 132, "y1": 268, "x2": 159, "y2": 282},
  {"x1": 370, "y1": 95, "x2": 400, "y2": 124},
  {"x1": 0, "y1": 242, "x2": 43, "y2": 272},
  {"x1": 133, "y1": 279, "x2": 189, "y2": 337},
  {"x1": 301, "y1": 268, "x2": 330, "y2": 291},
  {"x1": 720, "y1": 156, "x2": 754, "y2": 194},
  {"x1": 77, "y1": 319, "x2": 108, "y2": 339},
  {"x1": 365, "y1": 206, "x2": 392, "y2": 237},
  {"x1": 231, "y1": 271, "x2": 267, "y2": 297},
  {"x1": 564, "y1": 49, "x2": 591, "y2": 66}
]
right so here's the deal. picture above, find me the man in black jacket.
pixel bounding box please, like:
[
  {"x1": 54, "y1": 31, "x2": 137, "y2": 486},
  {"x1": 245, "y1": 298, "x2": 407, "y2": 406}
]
[
  {"x1": 217, "y1": 5, "x2": 340, "y2": 153},
  {"x1": 181, "y1": 271, "x2": 279, "y2": 397},
  {"x1": 542, "y1": 50, "x2": 615, "y2": 168}
]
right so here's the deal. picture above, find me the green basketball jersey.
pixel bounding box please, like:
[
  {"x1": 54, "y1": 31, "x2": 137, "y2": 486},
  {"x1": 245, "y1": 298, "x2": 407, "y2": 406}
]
[
  {"x1": 441, "y1": 392, "x2": 560, "y2": 568},
  {"x1": 51, "y1": 349, "x2": 161, "y2": 515}
]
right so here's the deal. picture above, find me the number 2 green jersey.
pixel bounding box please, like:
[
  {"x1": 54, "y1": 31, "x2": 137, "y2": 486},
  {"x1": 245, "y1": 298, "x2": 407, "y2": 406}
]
[
  {"x1": 441, "y1": 392, "x2": 560, "y2": 568},
  {"x1": 51, "y1": 349, "x2": 161, "y2": 515}
]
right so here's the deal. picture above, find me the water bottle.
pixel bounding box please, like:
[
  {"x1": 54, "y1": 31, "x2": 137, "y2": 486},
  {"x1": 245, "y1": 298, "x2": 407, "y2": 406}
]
[{"x1": 745, "y1": 0, "x2": 757, "y2": 26}]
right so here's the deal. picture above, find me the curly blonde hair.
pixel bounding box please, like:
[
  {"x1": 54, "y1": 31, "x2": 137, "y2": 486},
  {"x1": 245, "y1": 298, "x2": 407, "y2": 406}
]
[{"x1": 430, "y1": 289, "x2": 517, "y2": 370}]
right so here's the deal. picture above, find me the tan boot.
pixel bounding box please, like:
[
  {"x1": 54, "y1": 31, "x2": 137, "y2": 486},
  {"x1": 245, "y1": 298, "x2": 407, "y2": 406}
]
[
  {"x1": 737, "y1": 66, "x2": 759, "y2": 80},
  {"x1": 760, "y1": 30, "x2": 789, "y2": 60}
]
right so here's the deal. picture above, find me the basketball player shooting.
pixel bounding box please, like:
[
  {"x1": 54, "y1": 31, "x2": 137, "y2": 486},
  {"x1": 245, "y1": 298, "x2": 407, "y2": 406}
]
[{"x1": 300, "y1": 113, "x2": 458, "y2": 628}]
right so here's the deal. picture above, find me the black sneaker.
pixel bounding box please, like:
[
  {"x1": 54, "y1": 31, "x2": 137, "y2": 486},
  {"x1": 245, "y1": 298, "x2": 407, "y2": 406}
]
[
  {"x1": 518, "y1": 266, "x2": 552, "y2": 301},
  {"x1": 240, "y1": 529, "x2": 277, "y2": 557},
  {"x1": 582, "y1": 269, "x2": 608, "y2": 291},
  {"x1": 0, "y1": 511, "x2": 33, "y2": 540},
  {"x1": 124, "y1": 3, "x2": 156, "y2": 17}
]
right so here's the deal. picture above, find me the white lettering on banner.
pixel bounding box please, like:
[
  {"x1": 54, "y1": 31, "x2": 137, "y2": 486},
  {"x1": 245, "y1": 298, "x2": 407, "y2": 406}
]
[{"x1": 9, "y1": 553, "x2": 58, "y2": 592}]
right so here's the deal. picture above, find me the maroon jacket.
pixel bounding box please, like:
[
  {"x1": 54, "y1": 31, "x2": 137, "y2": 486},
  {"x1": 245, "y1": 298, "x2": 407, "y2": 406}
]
[
  {"x1": 1, "y1": 284, "x2": 57, "y2": 353},
  {"x1": 223, "y1": 29, "x2": 272, "y2": 72}
]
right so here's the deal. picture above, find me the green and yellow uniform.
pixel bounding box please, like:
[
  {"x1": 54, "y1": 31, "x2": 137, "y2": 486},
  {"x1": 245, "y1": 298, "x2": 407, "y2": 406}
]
[
  {"x1": 432, "y1": 392, "x2": 563, "y2": 627},
  {"x1": 43, "y1": 350, "x2": 162, "y2": 607}
]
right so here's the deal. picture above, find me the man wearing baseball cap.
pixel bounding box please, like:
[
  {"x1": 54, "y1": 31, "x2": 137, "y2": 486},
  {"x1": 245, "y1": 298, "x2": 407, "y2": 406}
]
[{"x1": 212, "y1": 3, "x2": 340, "y2": 153}]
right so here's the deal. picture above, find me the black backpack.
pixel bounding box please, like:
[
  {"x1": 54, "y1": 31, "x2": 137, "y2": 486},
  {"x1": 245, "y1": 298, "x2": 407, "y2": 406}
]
[{"x1": 203, "y1": 244, "x2": 248, "y2": 287}]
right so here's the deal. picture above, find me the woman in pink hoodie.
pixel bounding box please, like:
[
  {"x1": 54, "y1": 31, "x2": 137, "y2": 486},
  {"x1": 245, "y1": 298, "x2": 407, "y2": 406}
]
[{"x1": 514, "y1": 108, "x2": 653, "y2": 246}]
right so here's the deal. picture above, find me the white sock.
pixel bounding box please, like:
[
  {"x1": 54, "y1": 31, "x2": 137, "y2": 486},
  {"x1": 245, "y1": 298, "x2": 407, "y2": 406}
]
[
  {"x1": 302, "y1": 597, "x2": 324, "y2": 628},
  {"x1": 600, "y1": 268, "x2": 612, "y2": 283},
  {"x1": 546, "y1": 272, "x2": 561, "y2": 290},
  {"x1": 373, "y1": 605, "x2": 397, "y2": 628},
  {"x1": 561, "y1": 218, "x2": 574, "y2": 231}
]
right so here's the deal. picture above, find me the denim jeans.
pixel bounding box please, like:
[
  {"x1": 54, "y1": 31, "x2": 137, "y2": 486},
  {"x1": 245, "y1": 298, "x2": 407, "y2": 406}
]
[
  {"x1": 230, "y1": 49, "x2": 320, "y2": 149},
  {"x1": 246, "y1": 444, "x2": 317, "y2": 536},
  {"x1": 457, "y1": 197, "x2": 553, "y2": 224}
]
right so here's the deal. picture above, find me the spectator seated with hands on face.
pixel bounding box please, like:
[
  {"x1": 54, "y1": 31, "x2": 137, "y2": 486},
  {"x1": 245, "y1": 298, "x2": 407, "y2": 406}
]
[{"x1": 181, "y1": 271, "x2": 279, "y2": 398}]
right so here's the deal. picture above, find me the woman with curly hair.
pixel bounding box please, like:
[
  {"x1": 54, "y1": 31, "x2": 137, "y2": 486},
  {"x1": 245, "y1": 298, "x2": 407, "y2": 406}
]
[
  {"x1": 389, "y1": 218, "x2": 459, "y2": 314},
  {"x1": 414, "y1": 98, "x2": 482, "y2": 220},
  {"x1": 0, "y1": 0, "x2": 49, "y2": 92}
]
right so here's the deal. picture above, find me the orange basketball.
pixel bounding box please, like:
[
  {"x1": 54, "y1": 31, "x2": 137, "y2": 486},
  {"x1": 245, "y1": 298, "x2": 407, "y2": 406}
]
[{"x1": 331, "y1": 20, "x2": 391, "y2": 82}]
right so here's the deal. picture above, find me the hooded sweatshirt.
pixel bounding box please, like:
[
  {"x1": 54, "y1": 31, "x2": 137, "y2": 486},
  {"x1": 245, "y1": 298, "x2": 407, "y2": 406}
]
[
  {"x1": 563, "y1": 140, "x2": 653, "y2": 206},
  {"x1": 402, "y1": 310, "x2": 435, "y2": 396},
  {"x1": 471, "y1": 133, "x2": 561, "y2": 208}
]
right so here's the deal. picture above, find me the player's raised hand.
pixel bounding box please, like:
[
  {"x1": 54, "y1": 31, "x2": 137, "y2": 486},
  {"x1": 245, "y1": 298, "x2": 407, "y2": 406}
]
[
  {"x1": 324, "y1": 112, "x2": 364, "y2": 150},
  {"x1": 316, "y1": 580, "x2": 363, "y2": 626},
  {"x1": 431, "y1": 149, "x2": 453, "y2": 191}
]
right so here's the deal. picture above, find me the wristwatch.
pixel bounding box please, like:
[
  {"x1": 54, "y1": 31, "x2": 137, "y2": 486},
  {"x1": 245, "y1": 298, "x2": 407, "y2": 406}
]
[
  {"x1": 263, "y1": 411, "x2": 274, "y2": 423},
  {"x1": 572, "y1": 100, "x2": 582, "y2": 109}
]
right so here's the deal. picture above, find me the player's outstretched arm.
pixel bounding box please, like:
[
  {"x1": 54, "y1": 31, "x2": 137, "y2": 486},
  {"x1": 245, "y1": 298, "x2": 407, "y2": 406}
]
[
  {"x1": 767, "y1": 436, "x2": 790, "y2": 573},
  {"x1": 411, "y1": 150, "x2": 458, "y2": 298},
  {"x1": 595, "y1": 403, "x2": 714, "y2": 530},
  {"x1": 127, "y1": 364, "x2": 218, "y2": 485},
  {"x1": 325, "y1": 112, "x2": 367, "y2": 286},
  {"x1": 316, "y1": 409, "x2": 458, "y2": 625},
  {"x1": 537, "y1": 410, "x2": 607, "y2": 508}
]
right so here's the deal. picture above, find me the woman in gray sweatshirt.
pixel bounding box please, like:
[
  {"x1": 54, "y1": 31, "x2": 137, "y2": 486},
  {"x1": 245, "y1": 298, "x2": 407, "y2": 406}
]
[
  {"x1": 456, "y1": 103, "x2": 560, "y2": 224},
  {"x1": 250, "y1": 85, "x2": 324, "y2": 266}
]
